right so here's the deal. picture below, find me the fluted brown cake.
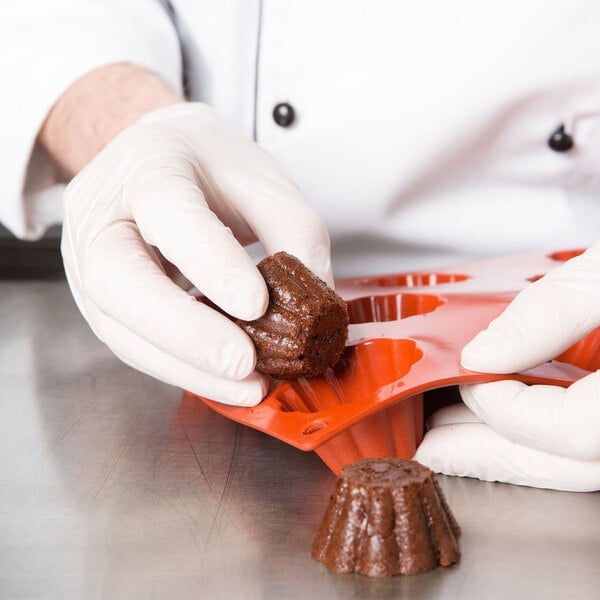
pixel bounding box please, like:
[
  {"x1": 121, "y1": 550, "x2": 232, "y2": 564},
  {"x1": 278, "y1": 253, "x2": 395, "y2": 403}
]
[
  {"x1": 238, "y1": 251, "x2": 349, "y2": 378},
  {"x1": 311, "y1": 458, "x2": 461, "y2": 577}
]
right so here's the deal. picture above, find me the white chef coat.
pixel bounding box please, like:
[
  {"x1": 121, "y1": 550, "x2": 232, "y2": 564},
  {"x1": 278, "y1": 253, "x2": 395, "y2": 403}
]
[{"x1": 4, "y1": 0, "x2": 600, "y2": 276}]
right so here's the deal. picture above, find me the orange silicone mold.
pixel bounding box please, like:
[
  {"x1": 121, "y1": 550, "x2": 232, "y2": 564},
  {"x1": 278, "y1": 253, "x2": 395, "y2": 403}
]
[{"x1": 185, "y1": 248, "x2": 596, "y2": 474}]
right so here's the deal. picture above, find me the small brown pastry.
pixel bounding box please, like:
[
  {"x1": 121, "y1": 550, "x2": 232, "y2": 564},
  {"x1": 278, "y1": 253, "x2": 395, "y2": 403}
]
[
  {"x1": 237, "y1": 251, "x2": 349, "y2": 379},
  {"x1": 311, "y1": 458, "x2": 461, "y2": 577}
]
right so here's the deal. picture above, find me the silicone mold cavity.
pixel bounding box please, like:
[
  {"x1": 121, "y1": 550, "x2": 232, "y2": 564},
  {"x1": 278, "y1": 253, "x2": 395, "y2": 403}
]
[
  {"x1": 271, "y1": 339, "x2": 424, "y2": 473},
  {"x1": 353, "y1": 272, "x2": 470, "y2": 287},
  {"x1": 549, "y1": 249, "x2": 586, "y2": 262},
  {"x1": 347, "y1": 293, "x2": 445, "y2": 324},
  {"x1": 275, "y1": 339, "x2": 423, "y2": 414},
  {"x1": 527, "y1": 274, "x2": 544, "y2": 283}
]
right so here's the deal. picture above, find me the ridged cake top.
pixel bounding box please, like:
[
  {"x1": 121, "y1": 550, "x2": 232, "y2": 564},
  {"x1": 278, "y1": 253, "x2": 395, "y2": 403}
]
[{"x1": 340, "y1": 458, "x2": 432, "y2": 487}]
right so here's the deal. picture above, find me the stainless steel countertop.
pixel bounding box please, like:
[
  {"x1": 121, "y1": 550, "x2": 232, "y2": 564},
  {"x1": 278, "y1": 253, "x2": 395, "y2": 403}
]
[{"x1": 2, "y1": 280, "x2": 599, "y2": 600}]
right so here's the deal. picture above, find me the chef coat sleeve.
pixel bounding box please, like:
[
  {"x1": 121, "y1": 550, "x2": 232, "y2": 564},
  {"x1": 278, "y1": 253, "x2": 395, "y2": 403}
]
[{"x1": 0, "y1": 0, "x2": 184, "y2": 240}]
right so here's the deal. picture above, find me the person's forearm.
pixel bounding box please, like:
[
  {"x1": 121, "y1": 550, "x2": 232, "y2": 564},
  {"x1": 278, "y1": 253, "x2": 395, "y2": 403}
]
[{"x1": 39, "y1": 63, "x2": 183, "y2": 178}]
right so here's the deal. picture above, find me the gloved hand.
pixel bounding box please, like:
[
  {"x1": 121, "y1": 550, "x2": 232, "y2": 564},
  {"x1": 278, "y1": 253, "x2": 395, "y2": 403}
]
[
  {"x1": 415, "y1": 243, "x2": 600, "y2": 491},
  {"x1": 61, "y1": 103, "x2": 332, "y2": 406}
]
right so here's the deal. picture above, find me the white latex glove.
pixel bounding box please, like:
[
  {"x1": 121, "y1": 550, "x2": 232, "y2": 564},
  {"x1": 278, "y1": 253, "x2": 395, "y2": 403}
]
[
  {"x1": 415, "y1": 243, "x2": 600, "y2": 491},
  {"x1": 61, "y1": 103, "x2": 332, "y2": 406}
]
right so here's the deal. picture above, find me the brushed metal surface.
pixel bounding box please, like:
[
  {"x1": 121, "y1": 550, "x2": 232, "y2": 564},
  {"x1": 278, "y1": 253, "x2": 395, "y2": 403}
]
[{"x1": 1, "y1": 281, "x2": 599, "y2": 599}]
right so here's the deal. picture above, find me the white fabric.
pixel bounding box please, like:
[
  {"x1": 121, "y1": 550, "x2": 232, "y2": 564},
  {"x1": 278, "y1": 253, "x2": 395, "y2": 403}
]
[
  {"x1": 253, "y1": 0, "x2": 600, "y2": 274},
  {"x1": 0, "y1": 0, "x2": 183, "y2": 239},
  {"x1": 415, "y1": 243, "x2": 600, "y2": 491},
  {"x1": 61, "y1": 102, "x2": 331, "y2": 406},
  {"x1": 4, "y1": 1, "x2": 600, "y2": 271}
]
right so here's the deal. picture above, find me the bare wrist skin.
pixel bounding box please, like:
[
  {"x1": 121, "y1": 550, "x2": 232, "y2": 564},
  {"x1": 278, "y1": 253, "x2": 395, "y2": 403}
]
[{"x1": 39, "y1": 62, "x2": 183, "y2": 178}]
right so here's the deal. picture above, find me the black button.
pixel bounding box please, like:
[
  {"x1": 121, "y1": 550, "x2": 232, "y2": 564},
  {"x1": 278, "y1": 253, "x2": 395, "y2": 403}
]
[
  {"x1": 548, "y1": 124, "x2": 573, "y2": 152},
  {"x1": 273, "y1": 103, "x2": 295, "y2": 127}
]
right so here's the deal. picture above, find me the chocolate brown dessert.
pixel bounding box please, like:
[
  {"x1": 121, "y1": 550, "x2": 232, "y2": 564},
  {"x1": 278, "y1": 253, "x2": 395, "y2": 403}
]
[
  {"x1": 311, "y1": 458, "x2": 461, "y2": 577},
  {"x1": 238, "y1": 252, "x2": 349, "y2": 378}
]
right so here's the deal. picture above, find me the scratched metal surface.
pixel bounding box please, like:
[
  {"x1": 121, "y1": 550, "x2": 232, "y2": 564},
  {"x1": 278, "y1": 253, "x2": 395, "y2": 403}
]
[{"x1": 1, "y1": 280, "x2": 599, "y2": 600}]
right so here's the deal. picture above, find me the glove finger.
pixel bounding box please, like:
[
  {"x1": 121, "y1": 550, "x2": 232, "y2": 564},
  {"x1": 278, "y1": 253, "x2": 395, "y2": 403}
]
[
  {"x1": 461, "y1": 242, "x2": 600, "y2": 373},
  {"x1": 426, "y1": 402, "x2": 482, "y2": 429},
  {"x1": 459, "y1": 376, "x2": 600, "y2": 461},
  {"x1": 126, "y1": 159, "x2": 269, "y2": 321},
  {"x1": 148, "y1": 104, "x2": 334, "y2": 286},
  {"x1": 236, "y1": 182, "x2": 334, "y2": 287},
  {"x1": 159, "y1": 255, "x2": 195, "y2": 292},
  {"x1": 83, "y1": 220, "x2": 257, "y2": 380},
  {"x1": 414, "y1": 422, "x2": 600, "y2": 492},
  {"x1": 85, "y1": 296, "x2": 268, "y2": 406}
]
